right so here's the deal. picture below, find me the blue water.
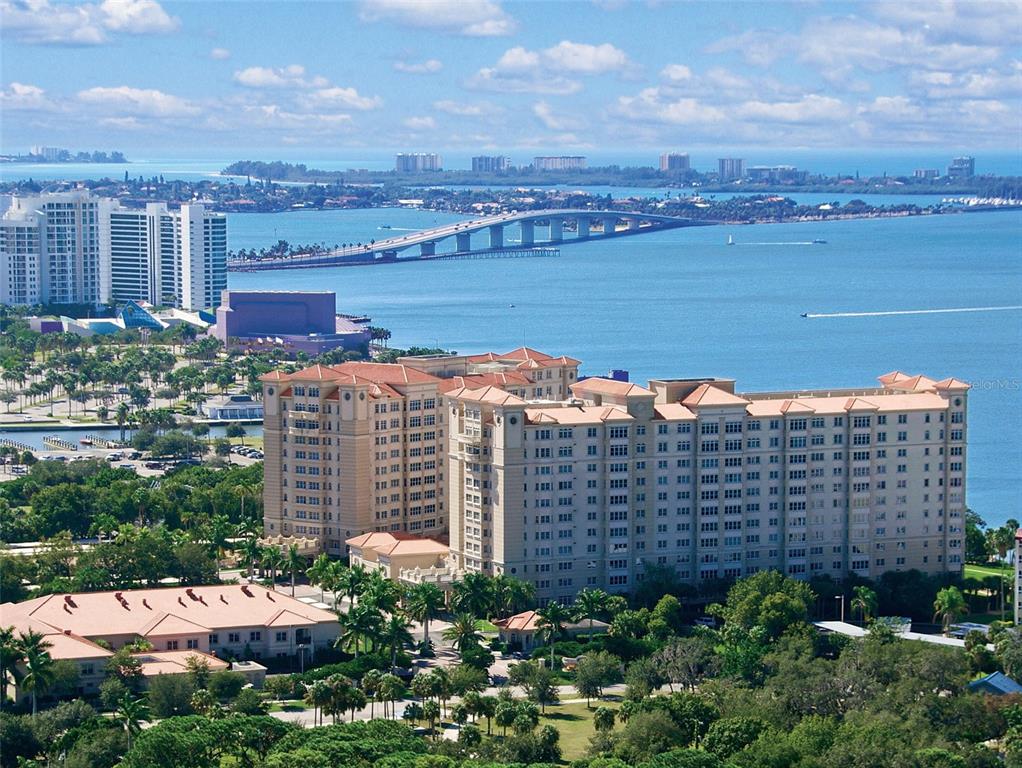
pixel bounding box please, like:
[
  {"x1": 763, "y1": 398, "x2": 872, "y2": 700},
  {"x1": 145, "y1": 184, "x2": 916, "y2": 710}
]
[
  {"x1": 0, "y1": 424, "x2": 264, "y2": 451},
  {"x1": 225, "y1": 208, "x2": 1022, "y2": 527}
]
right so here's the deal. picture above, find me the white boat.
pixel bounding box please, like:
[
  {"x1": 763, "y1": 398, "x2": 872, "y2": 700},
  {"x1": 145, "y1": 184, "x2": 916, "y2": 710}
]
[{"x1": 727, "y1": 235, "x2": 735, "y2": 246}]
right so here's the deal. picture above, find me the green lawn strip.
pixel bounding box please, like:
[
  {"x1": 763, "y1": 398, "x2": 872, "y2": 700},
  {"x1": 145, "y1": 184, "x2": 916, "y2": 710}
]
[
  {"x1": 475, "y1": 619, "x2": 499, "y2": 632},
  {"x1": 539, "y1": 699, "x2": 621, "y2": 762}
]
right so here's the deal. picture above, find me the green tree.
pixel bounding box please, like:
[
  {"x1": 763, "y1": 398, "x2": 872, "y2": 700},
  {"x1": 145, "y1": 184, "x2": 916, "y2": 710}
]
[
  {"x1": 405, "y1": 581, "x2": 445, "y2": 648},
  {"x1": 451, "y1": 572, "x2": 494, "y2": 618},
  {"x1": 710, "y1": 571, "x2": 815, "y2": 639},
  {"x1": 508, "y1": 660, "x2": 559, "y2": 713},
  {"x1": 574, "y1": 587, "x2": 611, "y2": 638},
  {"x1": 933, "y1": 586, "x2": 968, "y2": 634},
  {"x1": 851, "y1": 586, "x2": 879, "y2": 624},
  {"x1": 17, "y1": 629, "x2": 55, "y2": 715},
  {"x1": 702, "y1": 716, "x2": 767, "y2": 760},
  {"x1": 536, "y1": 601, "x2": 572, "y2": 668},
  {"x1": 574, "y1": 651, "x2": 624, "y2": 706},
  {"x1": 594, "y1": 705, "x2": 617, "y2": 732},
  {"x1": 286, "y1": 544, "x2": 305, "y2": 597},
  {"x1": 115, "y1": 694, "x2": 150, "y2": 750},
  {"x1": 147, "y1": 673, "x2": 195, "y2": 718},
  {"x1": 442, "y1": 612, "x2": 483, "y2": 655}
]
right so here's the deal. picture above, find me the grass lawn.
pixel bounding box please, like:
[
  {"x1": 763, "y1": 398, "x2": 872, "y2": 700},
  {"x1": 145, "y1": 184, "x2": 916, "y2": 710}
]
[
  {"x1": 231, "y1": 436, "x2": 264, "y2": 450},
  {"x1": 964, "y1": 563, "x2": 1011, "y2": 581},
  {"x1": 268, "y1": 701, "x2": 309, "y2": 712},
  {"x1": 539, "y1": 699, "x2": 621, "y2": 762},
  {"x1": 475, "y1": 619, "x2": 499, "y2": 632}
]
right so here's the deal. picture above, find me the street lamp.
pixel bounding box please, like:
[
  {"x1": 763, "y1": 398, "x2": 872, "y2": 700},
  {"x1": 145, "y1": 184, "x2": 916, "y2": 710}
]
[
  {"x1": 835, "y1": 594, "x2": 845, "y2": 622},
  {"x1": 297, "y1": 643, "x2": 307, "y2": 674}
]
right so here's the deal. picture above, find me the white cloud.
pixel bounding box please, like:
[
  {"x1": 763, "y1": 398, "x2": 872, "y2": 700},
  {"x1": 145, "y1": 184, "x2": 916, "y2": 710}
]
[
  {"x1": 468, "y1": 39, "x2": 629, "y2": 96},
  {"x1": 76, "y1": 85, "x2": 200, "y2": 117},
  {"x1": 0, "y1": 82, "x2": 57, "y2": 111},
  {"x1": 403, "y1": 115, "x2": 436, "y2": 130},
  {"x1": 613, "y1": 87, "x2": 727, "y2": 125},
  {"x1": 496, "y1": 46, "x2": 541, "y2": 71},
  {"x1": 358, "y1": 0, "x2": 516, "y2": 36},
  {"x1": 705, "y1": 30, "x2": 795, "y2": 68},
  {"x1": 233, "y1": 65, "x2": 329, "y2": 89},
  {"x1": 433, "y1": 99, "x2": 500, "y2": 117},
  {"x1": 467, "y1": 68, "x2": 581, "y2": 95},
  {"x1": 0, "y1": 0, "x2": 178, "y2": 45},
  {"x1": 734, "y1": 94, "x2": 850, "y2": 123},
  {"x1": 210, "y1": 47, "x2": 231, "y2": 60},
  {"x1": 243, "y1": 104, "x2": 354, "y2": 130},
  {"x1": 661, "y1": 64, "x2": 692, "y2": 82},
  {"x1": 912, "y1": 64, "x2": 1022, "y2": 99},
  {"x1": 532, "y1": 101, "x2": 583, "y2": 131},
  {"x1": 857, "y1": 95, "x2": 922, "y2": 120},
  {"x1": 302, "y1": 87, "x2": 382, "y2": 111},
  {"x1": 394, "y1": 58, "x2": 443, "y2": 74},
  {"x1": 542, "y1": 40, "x2": 630, "y2": 74}
]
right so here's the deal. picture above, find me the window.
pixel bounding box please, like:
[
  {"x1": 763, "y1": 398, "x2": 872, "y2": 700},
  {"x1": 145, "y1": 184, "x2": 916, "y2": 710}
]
[
  {"x1": 250, "y1": 631, "x2": 262, "y2": 642},
  {"x1": 228, "y1": 632, "x2": 240, "y2": 643},
  {"x1": 276, "y1": 631, "x2": 288, "y2": 642}
]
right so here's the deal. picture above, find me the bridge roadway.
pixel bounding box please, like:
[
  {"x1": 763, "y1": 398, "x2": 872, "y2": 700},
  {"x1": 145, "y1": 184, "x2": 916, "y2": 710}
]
[{"x1": 227, "y1": 209, "x2": 711, "y2": 271}]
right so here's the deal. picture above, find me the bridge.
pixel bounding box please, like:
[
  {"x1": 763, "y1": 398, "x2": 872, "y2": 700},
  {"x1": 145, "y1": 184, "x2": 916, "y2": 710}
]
[{"x1": 227, "y1": 209, "x2": 710, "y2": 271}]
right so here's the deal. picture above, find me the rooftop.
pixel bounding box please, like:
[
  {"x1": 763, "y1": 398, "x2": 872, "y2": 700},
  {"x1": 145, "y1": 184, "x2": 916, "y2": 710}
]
[{"x1": 0, "y1": 584, "x2": 337, "y2": 640}]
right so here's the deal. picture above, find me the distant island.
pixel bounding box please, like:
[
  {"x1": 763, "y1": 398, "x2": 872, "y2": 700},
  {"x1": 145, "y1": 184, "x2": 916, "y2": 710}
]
[
  {"x1": 1, "y1": 148, "x2": 128, "y2": 164},
  {"x1": 222, "y1": 159, "x2": 1022, "y2": 198}
]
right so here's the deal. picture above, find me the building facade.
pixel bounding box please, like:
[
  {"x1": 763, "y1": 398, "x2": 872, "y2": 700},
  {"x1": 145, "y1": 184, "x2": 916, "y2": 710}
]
[
  {"x1": 260, "y1": 348, "x2": 580, "y2": 555},
  {"x1": 718, "y1": 158, "x2": 746, "y2": 181},
  {"x1": 659, "y1": 153, "x2": 690, "y2": 172},
  {"x1": 533, "y1": 156, "x2": 587, "y2": 171},
  {"x1": 1, "y1": 191, "x2": 109, "y2": 306},
  {"x1": 472, "y1": 155, "x2": 511, "y2": 173},
  {"x1": 395, "y1": 153, "x2": 442, "y2": 173},
  {"x1": 108, "y1": 202, "x2": 227, "y2": 310},
  {"x1": 444, "y1": 370, "x2": 968, "y2": 604},
  {"x1": 1, "y1": 192, "x2": 226, "y2": 310},
  {"x1": 947, "y1": 156, "x2": 976, "y2": 179}
]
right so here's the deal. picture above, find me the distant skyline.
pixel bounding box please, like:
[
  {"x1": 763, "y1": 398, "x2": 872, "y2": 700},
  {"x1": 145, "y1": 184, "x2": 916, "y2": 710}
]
[{"x1": 1, "y1": 0, "x2": 1020, "y2": 155}]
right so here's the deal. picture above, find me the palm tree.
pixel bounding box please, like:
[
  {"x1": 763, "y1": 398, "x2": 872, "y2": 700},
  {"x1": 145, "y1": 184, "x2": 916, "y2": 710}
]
[
  {"x1": 452, "y1": 572, "x2": 494, "y2": 619},
  {"x1": 406, "y1": 582, "x2": 445, "y2": 648},
  {"x1": 306, "y1": 553, "x2": 335, "y2": 604},
  {"x1": 362, "y1": 668, "x2": 383, "y2": 718},
  {"x1": 378, "y1": 673, "x2": 406, "y2": 720},
  {"x1": 238, "y1": 537, "x2": 262, "y2": 582},
  {"x1": 536, "y1": 602, "x2": 571, "y2": 669},
  {"x1": 850, "y1": 586, "x2": 878, "y2": 624},
  {"x1": 286, "y1": 544, "x2": 305, "y2": 597},
  {"x1": 362, "y1": 571, "x2": 400, "y2": 614},
  {"x1": 114, "y1": 694, "x2": 150, "y2": 750},
  {"x1": 304, "y1": 680, "x2": 331, "y2": 726},
  {"x1": 381, "y1": 613, "x2": 414, "y2": 668},
  {"x1": 207, "y1": 513, "x2": 234, "y2": 580},
  {"x1": 334, "y1": 563, "x2": 368, "y2": 609},
  {"x1": 0, "y1": 627, "x2": 23, "y2": 706},
  {"x1": 933, "y1": 586, "x2": 968, "y2": 635},
  {"x1": 442, "y1": 613, "x2": 483, "y2": 655},
  {"x1": 17, "y1": 630, "x2": 55, "y2": 715},
  {"x1": 573, "y1": 588, "x2": 610, "y2": 638},
  {"x1": 335, "y1": 602, "x2": 384, "y2": 659},
  {"x1": 262, "y1": 546, "x2": 284, "y2": 586}
]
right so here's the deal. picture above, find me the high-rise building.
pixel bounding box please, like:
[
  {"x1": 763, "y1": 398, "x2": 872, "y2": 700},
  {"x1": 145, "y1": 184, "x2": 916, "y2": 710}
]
[
  {"x1": 395, "y1": 153, "x2": 442, "y2": 173},
  {"x1": 947, "y1": 156, "x2": 975, "y2": 180},
  {"x1": 718, "y1": 158, "x2": 746, "y2": 182},
  {"x1": 533, "y1": 156, "x2": 587, "y2": 171},
  {"x1": 660, "y1": 153, "x2": 690, "y2": 172},
  {"x1": 108, "y1": 202, "x2": 227, "y2": 310},
  {"x1": 259, "y1": 348, "x2": 580, "y2": 555},
  {"x1": 443, "y1": 369, "x2": 968, "y2": 602},
  {"x1": 29, "y1": 146, "x2": 68, "y2": 161},
  {"x1": 0, "y1": 192, "x2": 226, "y2": 310},
  {"x1": 261, "y1": 349, "x2": 968, "y2": 599},
  {"x1": 0, "y1": 191, "x2": 110, "y2": 306},
  {"x1": 472, "y1": 155, "x2": 512, "y2": 173},
  {"x1": 914, "y1": 169, "x2": 940, "y2": 180}
]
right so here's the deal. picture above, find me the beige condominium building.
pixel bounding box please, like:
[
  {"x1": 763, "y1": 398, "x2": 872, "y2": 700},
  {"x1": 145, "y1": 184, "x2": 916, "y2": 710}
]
[
  {"x1": 260, "y1": 349, "x2": 581, "y2": 555},
  {"x1": 444, "y1": 370, "x2": 968, "y2": 604}
]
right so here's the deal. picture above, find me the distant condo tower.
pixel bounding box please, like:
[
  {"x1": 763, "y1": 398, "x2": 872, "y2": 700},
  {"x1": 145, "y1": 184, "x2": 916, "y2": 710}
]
[
  {"x1": 533, "y1": 156, "x2": 587, "y2": 171},
  {"x1": 395, "y1": 153, "x2": 442, "y2": 173},
  {"x1": 718, "y1": 157, "x2": 746, "y2": 182},
  {"x1": 947, "y1": 156, "x2": 975, "y2": 180},
  {"x1": 472, "y1": 155, "x2": 511, "y2": 173},
  {"x1": 660, "y1": 152, "x2": 690, "y2": 172}
]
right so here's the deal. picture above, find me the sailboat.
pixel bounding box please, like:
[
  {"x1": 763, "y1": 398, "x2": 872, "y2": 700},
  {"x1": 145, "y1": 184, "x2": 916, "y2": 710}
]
[{"x1": 727, "y1": 235, "x2": 735, "y2": 246}]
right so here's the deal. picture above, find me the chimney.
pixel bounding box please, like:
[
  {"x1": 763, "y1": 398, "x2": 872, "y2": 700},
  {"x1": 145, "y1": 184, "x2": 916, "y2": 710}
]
[{"x1": 142, "y1": 598, "x2": 151, "y2": 609}]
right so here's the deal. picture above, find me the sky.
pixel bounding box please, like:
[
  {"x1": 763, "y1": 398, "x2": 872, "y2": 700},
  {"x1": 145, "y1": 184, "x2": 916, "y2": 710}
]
[{"x1": 1, "y1": 0, "x2": 1020, "y2": 162}]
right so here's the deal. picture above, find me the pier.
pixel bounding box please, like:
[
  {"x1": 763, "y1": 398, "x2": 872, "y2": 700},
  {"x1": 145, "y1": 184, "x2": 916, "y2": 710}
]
[{"x1": 42, "y1": 435, "x2": 77, "y2": 451}]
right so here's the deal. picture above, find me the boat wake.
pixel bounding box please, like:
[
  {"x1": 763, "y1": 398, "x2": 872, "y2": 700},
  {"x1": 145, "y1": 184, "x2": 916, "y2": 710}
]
[
  {"x1": 805, "y1": 306, "x2": 1022, "y2": 319},
  {"x1": 739, "y1": 241, "x2": 817, "y2": 246}
]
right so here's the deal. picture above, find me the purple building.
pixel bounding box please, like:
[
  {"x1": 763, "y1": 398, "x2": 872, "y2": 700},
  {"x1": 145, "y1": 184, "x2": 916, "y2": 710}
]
[{"x1": 213, "y1": 290, "x2": 371, "y2": 354}]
